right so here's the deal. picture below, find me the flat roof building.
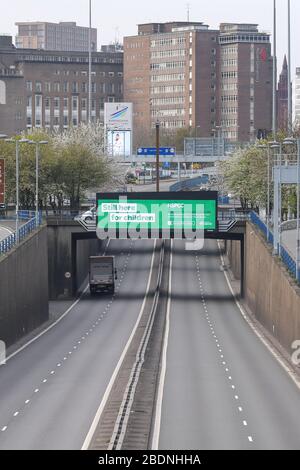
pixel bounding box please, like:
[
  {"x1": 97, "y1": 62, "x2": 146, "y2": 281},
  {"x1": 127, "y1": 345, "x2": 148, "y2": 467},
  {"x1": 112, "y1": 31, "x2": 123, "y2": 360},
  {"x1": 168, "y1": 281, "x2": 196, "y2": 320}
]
[
  {"x1": 15, "y1": 21, "x2": 97, "y2": 52},
  {"x1": 0, "y1": 36, "x2": 123, "y2": 136},
  {"x1": 124, "y1": 21, "x2": 273, "y2": 144}
]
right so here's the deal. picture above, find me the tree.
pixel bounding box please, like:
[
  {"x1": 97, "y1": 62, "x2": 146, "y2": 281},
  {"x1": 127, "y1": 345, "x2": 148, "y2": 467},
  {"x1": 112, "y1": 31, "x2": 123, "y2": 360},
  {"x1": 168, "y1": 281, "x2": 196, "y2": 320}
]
[{"x1": 0, "y1": 124, "x2": 117, "y2": 212}]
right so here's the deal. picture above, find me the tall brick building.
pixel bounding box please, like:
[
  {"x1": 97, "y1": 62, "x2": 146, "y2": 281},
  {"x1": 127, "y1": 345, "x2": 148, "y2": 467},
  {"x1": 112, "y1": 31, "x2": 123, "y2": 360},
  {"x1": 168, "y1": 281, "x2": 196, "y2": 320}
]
[
  {"x1": 0, "y1": 36, "x2": 123, "y2": 136},
  {"x1": 124, "y1": 21, "x2": 273, "y2": 144}
]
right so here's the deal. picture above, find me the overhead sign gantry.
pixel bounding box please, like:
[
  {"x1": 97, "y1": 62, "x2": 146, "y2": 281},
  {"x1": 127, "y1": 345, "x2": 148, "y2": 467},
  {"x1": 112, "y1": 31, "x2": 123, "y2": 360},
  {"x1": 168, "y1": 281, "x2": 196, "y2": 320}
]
[{"x1": 96, "y1": 191, "x2": 218, "y2": 239}]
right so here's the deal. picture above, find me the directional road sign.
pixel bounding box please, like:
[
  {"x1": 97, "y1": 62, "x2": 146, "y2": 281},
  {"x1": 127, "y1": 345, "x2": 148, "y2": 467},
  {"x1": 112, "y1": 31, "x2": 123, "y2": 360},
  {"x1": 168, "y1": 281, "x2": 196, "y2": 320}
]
[{"x1": 137, "y1": 147, "x2": 176, "y2": 156}]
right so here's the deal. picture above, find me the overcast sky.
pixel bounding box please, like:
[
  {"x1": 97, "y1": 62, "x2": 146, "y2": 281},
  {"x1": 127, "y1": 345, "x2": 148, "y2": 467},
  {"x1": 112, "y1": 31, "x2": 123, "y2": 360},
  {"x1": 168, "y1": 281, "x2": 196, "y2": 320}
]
[{"x1": 1, "y1": 0, "x2": 299, "y2": 77}]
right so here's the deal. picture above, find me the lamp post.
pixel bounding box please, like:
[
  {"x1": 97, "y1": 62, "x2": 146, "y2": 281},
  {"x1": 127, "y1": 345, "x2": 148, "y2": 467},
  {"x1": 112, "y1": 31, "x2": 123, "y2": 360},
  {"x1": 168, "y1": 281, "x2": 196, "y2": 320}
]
[
  {"x1": 258, "y1": 142, "x2": 273, "y2": 242},
  {"x1": 273, "y1": 0, "x2": 277, "y2": 138},
  {"x1": 5, "y1": 138, "x2": 29, "y2": 243},
  {"x1": 297, "y1": 138, "x2": 300, "y2": 282},
  {"x1": 156, "y1": 120, "x2": 160, "y2": 192},
  {"x1": 88, "y1": 0, "x2": 92, "y2": 124},
  {"x1": 287, "y1": 0, "x2": 293, "y2": 135},
  {"x1": 28, "y1": 140, "x2": 48, "y2": 223}
]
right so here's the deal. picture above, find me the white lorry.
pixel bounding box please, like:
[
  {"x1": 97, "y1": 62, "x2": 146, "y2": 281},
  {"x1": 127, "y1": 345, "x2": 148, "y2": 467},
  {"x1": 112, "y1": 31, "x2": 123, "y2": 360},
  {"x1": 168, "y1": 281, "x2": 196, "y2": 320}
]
[{"x1": 89, "y1": 256, "x2": 117, "y2": 295}]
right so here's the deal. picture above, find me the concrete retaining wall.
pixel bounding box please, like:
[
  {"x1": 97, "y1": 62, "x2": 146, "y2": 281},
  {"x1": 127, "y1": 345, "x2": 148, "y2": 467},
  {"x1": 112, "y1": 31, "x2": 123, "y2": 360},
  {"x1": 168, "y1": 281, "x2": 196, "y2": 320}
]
[
  {"x1": 0, "y1": 226, "x2": 49, "y2": 348},
  {"x1": 47, "y1": 222, "x2": 101, "y2": 300},
  {"x1": 227, "y1": 222, "x2": 300, "y2": 355}
]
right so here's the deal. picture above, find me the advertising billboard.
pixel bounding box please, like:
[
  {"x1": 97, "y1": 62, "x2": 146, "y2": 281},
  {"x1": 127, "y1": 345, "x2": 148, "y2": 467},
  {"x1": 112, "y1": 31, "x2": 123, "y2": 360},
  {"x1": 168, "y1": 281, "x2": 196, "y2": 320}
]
[
  {"x1": 0, "y1": 158, "x2": 5, "y2": 206},
  {"x1": 107, "y1": 130, "x2": 131, "y2": 157},
  {"x1": 96, "y1": 191, "x2": 218, "y2": 239},
  {"x1": 104, "y1": 103, "x2": 133, "y2": 131}
]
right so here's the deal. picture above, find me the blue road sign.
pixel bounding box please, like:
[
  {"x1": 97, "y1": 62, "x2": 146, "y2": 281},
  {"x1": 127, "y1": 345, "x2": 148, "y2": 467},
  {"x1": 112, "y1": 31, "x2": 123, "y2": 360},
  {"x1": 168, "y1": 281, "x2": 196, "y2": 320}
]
[{"x1": 137, "y1": 147, "x2": 176, "y2": 156}]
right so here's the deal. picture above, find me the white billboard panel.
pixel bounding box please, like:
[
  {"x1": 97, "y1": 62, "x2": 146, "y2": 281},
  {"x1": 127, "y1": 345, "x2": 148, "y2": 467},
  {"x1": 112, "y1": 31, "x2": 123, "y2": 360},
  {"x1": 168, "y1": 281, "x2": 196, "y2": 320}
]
[
  {"x1": 105, "y1": 103, "x2": 133, "y2": 131},
  {"x1": 107, "y1": 130, "x2": 131, "y2": 157}
]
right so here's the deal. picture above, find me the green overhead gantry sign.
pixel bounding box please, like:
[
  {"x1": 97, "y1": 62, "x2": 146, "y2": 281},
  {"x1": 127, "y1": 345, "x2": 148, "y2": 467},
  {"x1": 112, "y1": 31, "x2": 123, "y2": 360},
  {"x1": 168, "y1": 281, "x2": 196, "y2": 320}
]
[{"x1": 96, "y1": 191, "x2": 218, "y2": 239}]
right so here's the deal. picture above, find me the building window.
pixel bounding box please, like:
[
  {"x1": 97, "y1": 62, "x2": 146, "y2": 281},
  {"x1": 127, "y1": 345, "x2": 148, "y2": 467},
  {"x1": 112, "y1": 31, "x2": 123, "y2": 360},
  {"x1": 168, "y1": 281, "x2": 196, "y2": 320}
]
[
  {"x1": 54, "y1": 82, "x2": 60, "y2": 92},
  {"x1": 27, "y1": 116, "x2": 32, "y2": 126},
  {"x1": 63, "y1": 115, "x2": 68, "y2": 126},
  {"x1": 72, "y1": 82, "x2": 78, "y2": 93},
  {"x1": 81, "y1": 98, "x2": 87, "y2": 110},
  {"x1": 35, "y1": 95, "x2": 42, "y2": 108},
  {"x1": 26, "y1": 81, "x2": 32, "y2": 91},
  {"x1": 54, "y1": 116, "x2": 60, "y2": 126},
  {"x1": 54, "y1": 97, "x2": 60, "y2": 109},
  {"x1": 45, "y1": 97, "x2": 50, "y2": 108},
  {"x1": 45, "y1": 82, "x2": 51, "y2": 92},
  {"x1": 99, "y1": 98, "x2": 104, "y2": 110},
  {"x1": 92, "y1": 82, "x2": 96, "y2": 93},
  {"x1": 72, "y1": 97, "x2": 78, "y2": 109},
  {"x1": 81, "y1": 82, "x2": 87, "y2": 93},
  {"x1": 72, "y1": 117, "x2": 78, "y2": 126},
  {"x1": 26, "y1": 96, "x2": 32, "y2": 108},
  {"x1": 36, "y1": 82, "x2": 42, "y2": 92},
  {"x1": 63, "y1": 97, "x2": 68, "y2": 109}
]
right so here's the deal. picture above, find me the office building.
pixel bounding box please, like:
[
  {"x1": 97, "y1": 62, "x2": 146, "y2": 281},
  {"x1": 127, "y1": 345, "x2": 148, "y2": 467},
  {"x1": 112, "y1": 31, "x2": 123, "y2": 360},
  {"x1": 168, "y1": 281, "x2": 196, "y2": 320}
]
[
  {"x1": 124, "y1": 21, "x2": 273, "y2": 144},
  {"x1": 0, "y1": 36, "x2": 123, "y2": 136},
  {"x1": 15, "y1": 21, "x2": 97, "y2": 52},
  {"x1": 295, "y1": 67, "x2": 300, "y2": 125}
]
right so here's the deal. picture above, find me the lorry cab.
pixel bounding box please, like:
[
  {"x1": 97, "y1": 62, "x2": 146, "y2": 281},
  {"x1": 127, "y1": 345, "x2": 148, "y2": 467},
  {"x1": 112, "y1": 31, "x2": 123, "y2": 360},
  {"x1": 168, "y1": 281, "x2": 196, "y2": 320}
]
[{"x1": 89, "y1": 256, "x2": 117, "y2": 295}]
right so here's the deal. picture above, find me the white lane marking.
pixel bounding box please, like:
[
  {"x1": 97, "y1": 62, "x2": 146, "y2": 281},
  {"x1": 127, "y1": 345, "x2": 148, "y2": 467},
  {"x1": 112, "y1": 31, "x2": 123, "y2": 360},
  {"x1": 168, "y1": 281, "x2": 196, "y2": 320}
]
[
  {"x1": 217, "y1": 240, "x2": 300, "y2": 391},
  {"x1": 248, "y1": 436, "x2": 253, "y2": 442},
  {"x1": 25, "y1": 400, "x2": 30, "y2": 404},
  {"x1": 1, "y1": 427, "x2": 7, "y2": 432},
  {"x1": 13, "y1": 412, "x2": 19, "y2": 417},
  {"x1": 57, "y1": 363, "x2": 61, "y2": 367},
  {"x1": 34, "y1": 389, "x2": 39, "y2": 393},
  {"x1": 42, "y1": 379, "x2": 47, "y2": 383},
  {"x1": 235, "y1": 395, "x2": 239, "y2": 400},
  {"x1": 4, "y1": 240, "x2": 111, "y2": 363},
  {"x1": 50, "y1": 370, "x2": 55, "y2": 374},
  {"x1": 151, "y1": 240, "x2": 173, "y2": 451},
  {"x1": 238, "y1": 407, "x2": 243, "y2": 412},
  {"x1": 81, "y1": 239, "x2": 157, "y2": 450},
  {"x1": 243, "y1": 421, "x2": 248, "y2": 426}
]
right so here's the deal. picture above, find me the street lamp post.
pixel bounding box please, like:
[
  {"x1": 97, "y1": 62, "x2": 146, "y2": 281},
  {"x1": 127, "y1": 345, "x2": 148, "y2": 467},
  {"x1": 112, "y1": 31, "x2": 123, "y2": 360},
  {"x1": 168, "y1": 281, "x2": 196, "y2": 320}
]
[
  {"x1": 258, "y1": 143, "x2": 273, "y2": 242},
  {"x1": 287, "y1": 0, "x2": 293, "y2": 135},
  {"x1": 156, "y1": 120, "x2": 160, "y2": 192},
  {"x1": 296, "y1": 138, "x2": 300, "y2": 281},
  {"x1": 5, "y1": 138, "x2": 29, "y2": 244},
  {"x1": 29, "y1": 140, "x2": 48, "y2": 224},
  {"x1": 88, "y1": 0, "x2": 92, "y2": 124},
  {"x1": 273, "y1": 0, "x2": 277, "y2": 138}
]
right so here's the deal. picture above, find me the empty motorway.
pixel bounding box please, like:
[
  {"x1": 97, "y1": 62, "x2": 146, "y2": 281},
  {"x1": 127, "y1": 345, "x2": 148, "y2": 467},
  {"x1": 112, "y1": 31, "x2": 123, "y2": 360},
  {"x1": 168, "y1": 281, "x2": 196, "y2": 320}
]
[
  {"x1": 0, "y1": 238, "x2": 300, "y2": 450},
  {"x1": 154, "y1": 240, "x2": 300, "y2": 450}
]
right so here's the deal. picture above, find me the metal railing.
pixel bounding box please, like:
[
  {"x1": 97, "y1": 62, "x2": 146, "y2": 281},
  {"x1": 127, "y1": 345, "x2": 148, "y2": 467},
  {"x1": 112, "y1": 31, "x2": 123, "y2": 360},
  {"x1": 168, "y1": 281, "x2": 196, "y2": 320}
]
[
  {"x1": 0, "y1": 213, "x2": 42, "y2": 256},
  {"x1": 250, "y1": 211, "x2": 298, "y2": 281}
]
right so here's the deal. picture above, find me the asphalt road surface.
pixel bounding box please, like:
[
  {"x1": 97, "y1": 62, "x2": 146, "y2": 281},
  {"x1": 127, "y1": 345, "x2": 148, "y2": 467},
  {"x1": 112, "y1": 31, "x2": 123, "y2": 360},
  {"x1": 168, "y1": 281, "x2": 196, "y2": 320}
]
[
  {"x1": 0, "y1": 239, "x2": 155, "y2": 450},
  {"x1": 158, "y1": 239, "x2": 300, "y2": 450},
  {"x1": 0, "y1": 223, "x2": 14, "y2": 242}
]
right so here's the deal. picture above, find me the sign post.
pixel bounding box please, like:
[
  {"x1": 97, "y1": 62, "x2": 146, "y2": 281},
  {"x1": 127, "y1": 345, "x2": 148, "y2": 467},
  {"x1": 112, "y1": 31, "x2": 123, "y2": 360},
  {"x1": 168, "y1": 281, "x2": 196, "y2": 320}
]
[{"x1": 0, "y1": 158, "x2": 5, "y2": 209}]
